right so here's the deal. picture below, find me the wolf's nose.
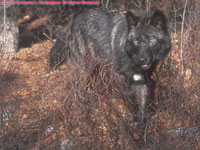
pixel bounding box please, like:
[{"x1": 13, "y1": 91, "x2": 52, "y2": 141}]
[{"x1": 140, "y1": 58, "x2": 149, "y2": 64}]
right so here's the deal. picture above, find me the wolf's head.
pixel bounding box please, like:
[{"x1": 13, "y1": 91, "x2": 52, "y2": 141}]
[{"x1": 125, "y1": 10, "x2": 171, "y2": 70}]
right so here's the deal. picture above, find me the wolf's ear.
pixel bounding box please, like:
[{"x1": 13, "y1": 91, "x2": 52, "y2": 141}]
[
  {"x1": 126, "y1": 11, "x2": 139, "y2": 32},
  {"x1": 150, "y1": 10, "x2": 168, "y2": 32}
]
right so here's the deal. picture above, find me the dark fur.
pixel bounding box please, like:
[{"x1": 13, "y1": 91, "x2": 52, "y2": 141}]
[{"x1": 49, "y1": 8, "x2": 171, "y2": 129}]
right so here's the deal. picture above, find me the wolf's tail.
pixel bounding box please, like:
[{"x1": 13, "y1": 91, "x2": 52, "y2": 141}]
[
  {"x1": 49, "y1": 19, "x2": 73, "y2": 70},
  {"x1": 49, "y1": 37, "x2": 69, "y2": 70}
]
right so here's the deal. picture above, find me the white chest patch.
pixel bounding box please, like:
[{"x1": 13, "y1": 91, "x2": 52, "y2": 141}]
[{"x1": 133, "y1": 74, "x2": 143, "y2": 81}]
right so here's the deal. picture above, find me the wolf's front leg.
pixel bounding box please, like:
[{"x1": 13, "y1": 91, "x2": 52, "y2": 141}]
[
  {"x1": 126, "y1": 81, "x2": 150, "y2": 143},
  {"x1": 127, "y1": 82, "x2": 149, "y2": 125}
]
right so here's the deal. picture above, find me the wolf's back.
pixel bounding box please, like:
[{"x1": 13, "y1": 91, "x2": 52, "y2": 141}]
[{"x1": 49, "y1": 8, "x2": 127, "y2": 70}]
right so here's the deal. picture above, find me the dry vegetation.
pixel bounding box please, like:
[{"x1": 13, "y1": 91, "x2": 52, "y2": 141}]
[{"x1": 0, "y1": 1, "x2": 200, "y2": 150}]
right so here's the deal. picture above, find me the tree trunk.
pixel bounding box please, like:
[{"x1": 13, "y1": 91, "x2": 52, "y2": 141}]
[{"x1": 0, "y1": 5, "x2": 18, "y2": 56}]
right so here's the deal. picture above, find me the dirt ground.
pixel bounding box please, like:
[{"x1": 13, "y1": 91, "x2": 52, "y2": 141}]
[{"x1": 0, "y1": 35, "x2": 199, "y2": 149}]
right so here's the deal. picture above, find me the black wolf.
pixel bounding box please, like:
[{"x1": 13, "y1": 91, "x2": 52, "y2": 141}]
[{"x1": 49, "y1": 8, "x2": 171, "y2": 129}]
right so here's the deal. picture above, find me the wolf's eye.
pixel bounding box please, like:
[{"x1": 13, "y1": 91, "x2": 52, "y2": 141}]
[{"x1": 149, "y1": 38, "x2": 157, "y2": 45}]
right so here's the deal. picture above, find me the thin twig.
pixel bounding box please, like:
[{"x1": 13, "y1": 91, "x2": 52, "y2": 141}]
[
  {"x1": 180, "y1": 0, "x2": 188, "y2": 75},
  {"x1": 105, "y1": 0, "x2": 110, "y2": 8}
]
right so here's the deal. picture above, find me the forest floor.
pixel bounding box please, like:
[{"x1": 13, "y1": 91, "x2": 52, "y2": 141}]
[{"x1": 0, "y1": 34, "x2": 199, "y2": 149}]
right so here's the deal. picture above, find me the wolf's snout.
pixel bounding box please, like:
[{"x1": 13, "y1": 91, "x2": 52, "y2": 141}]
[
  {"x1": 138, "y1": 57, "x2": 152, "y2": 70},
  {"x1": 139, "y1": 57, "x2": 150, "y2": 64}
]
